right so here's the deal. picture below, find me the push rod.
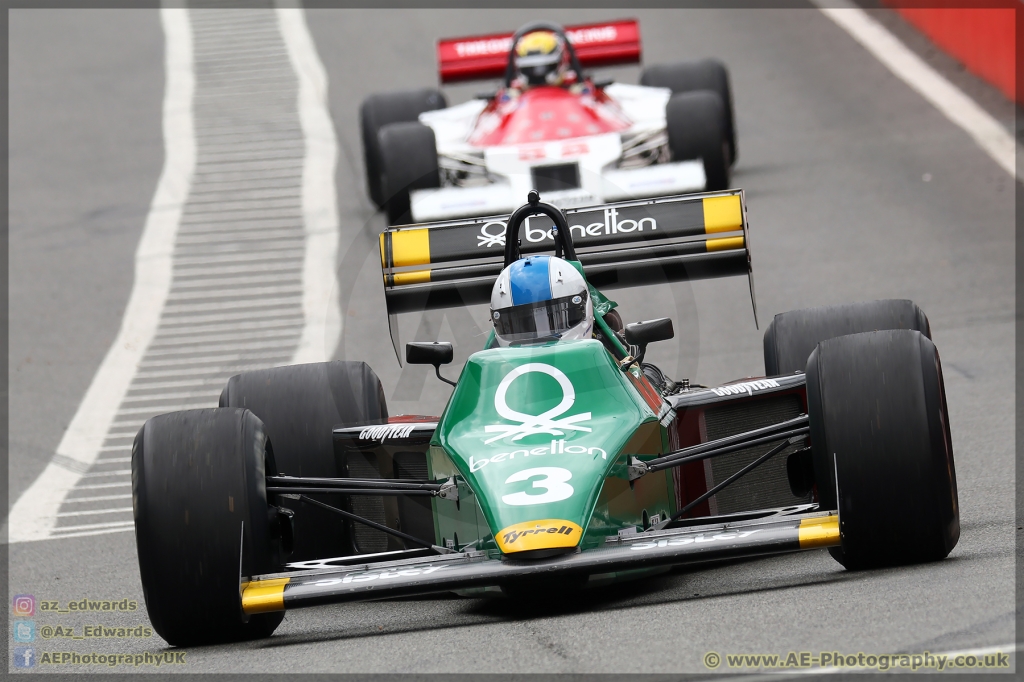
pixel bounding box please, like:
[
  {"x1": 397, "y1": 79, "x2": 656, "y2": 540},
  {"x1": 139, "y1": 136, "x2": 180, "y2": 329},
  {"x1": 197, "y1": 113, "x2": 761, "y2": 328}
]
[
  {"x1": 644, "y1": 427, "x2": 810, "y2": 475},
  {"x1": 269, "y1": 487, "x2": 437, "y2": 496},
  {"x1": 629, "y1": 414, "x2": 809, "y2": 480},
  {"x1": 267, "y1": 475, "x2": 442, "y2": 492}
]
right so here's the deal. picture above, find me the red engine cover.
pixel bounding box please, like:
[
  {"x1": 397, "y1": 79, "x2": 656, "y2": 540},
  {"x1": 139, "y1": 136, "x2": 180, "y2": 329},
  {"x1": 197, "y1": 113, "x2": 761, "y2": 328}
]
[{"x1": 468, "y1": 85, "x2": 631, "y2": 147}]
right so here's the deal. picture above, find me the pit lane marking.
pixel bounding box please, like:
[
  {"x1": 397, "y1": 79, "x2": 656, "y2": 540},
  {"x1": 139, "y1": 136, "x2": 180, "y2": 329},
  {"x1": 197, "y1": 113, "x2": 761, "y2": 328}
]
[{"x1": 5, "y1": 8, "x2": 342, "y2": 543}]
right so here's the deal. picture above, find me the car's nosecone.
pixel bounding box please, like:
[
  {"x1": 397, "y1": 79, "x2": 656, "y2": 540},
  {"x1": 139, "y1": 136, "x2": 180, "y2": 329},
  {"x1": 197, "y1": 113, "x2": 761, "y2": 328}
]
[{"x1": 434, "y1": 339, "x2": 659, "y2": 556}]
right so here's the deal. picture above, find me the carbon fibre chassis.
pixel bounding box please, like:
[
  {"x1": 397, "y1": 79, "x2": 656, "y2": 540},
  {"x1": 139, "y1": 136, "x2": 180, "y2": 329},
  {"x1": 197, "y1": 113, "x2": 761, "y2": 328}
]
[{"x1": 240, "y1": 507, "x2": 838, "y2": 614}]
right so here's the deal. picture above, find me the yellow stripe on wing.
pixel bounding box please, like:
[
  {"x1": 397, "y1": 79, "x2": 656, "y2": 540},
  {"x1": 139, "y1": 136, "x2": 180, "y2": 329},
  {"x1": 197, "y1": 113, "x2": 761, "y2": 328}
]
[
  {"x1": 391, "y1": 228, "x2": 431, "y2": 267},
  {"x1": 702, "y1": 195, "x2": 743, "y2": 233},
  {"x1": 706, "y1": 236, "x2": 745, "y2": 252}
]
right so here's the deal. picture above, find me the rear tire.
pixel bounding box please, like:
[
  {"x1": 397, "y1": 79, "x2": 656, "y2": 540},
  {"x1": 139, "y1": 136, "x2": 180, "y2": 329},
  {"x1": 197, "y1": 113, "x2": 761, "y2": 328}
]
[
  {"x1": 641, "y1": 59, "x2": 737, "y2": 165},
  {"x1": 219, "y1": 361, "x2": 388, "y2": 562},
  {"x1": 806, "y1": 330, "x2": 959, "y2": 569},
  {"x1": 665, "y1": 91, "x2": 729, "y2": 191},
  {"x1": 763, "y1": 299, "x2": 931, "y2": 377},
  {"x1": 133, "y1": 408, "x2": 284, "y2": 646},
  {"x1": 379, "y1": 121, "x2": 440, "y2": 225},
  {"x1": 360, "y1": 89, "x2": 446, "y2": 208}
]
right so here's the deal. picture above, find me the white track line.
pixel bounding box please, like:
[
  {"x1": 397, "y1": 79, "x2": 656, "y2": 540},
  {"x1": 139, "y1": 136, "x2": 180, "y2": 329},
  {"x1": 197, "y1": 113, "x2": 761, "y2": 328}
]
[
  {"x1": 52, "y1": 521, "x2": 136, "y2": 533},
  {"x1": 813, "y1": 0, "x2": 1018, "y2": 178},
  {"x1": 277, "y1": 6, "x2": 342, "y2": 364},
  {"x1": 56, "y1": 508, "x2": 134, "y2": 518},
  {"x1": 64, "y1": 494, "x2": 133, "y2": 504},
  {"x1": 3, "y1": 8, "x2": 195, "y2": 544}
]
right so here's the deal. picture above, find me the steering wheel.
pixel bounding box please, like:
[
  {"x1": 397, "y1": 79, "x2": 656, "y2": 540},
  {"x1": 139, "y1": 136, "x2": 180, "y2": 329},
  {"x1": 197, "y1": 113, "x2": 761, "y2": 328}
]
[
  {"x1": 502, "y1": 21, "x2": 585, "y2": 88},
  {"x1": 503, "y1": 191, "x2": 578, "y2": 267}
]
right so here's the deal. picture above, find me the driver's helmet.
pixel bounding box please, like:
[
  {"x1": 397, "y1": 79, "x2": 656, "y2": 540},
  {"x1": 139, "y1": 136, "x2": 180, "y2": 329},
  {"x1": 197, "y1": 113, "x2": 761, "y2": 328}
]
[
  {"x1": 514, "y1": 30, "x2": 566, "y2": 86},
  {"x1": 490, "y1": 255, "x2": 594, "y2": 346}
]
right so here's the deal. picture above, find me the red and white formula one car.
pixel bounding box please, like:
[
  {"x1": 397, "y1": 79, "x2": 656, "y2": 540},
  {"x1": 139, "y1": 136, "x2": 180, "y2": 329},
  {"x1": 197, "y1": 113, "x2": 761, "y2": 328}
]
[{"x1": 361, "y1": 19, "x2": 738, "y2": 224}]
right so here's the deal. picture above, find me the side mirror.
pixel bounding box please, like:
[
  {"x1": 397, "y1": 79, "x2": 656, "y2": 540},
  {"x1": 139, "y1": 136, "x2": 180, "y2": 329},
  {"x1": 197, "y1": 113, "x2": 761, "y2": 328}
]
[
  {"x1": 406, "y1": 341, "x2": 453, "y2": 366},
  {"x1": 625, "y1": 318, "x2": 674, "y2": 347},
  {"x1": 624, "y1": 318, "x2": 674, "y2": 367},
  {"x1": 406, "y1": 342, "x2": 456, "y2": 387}
]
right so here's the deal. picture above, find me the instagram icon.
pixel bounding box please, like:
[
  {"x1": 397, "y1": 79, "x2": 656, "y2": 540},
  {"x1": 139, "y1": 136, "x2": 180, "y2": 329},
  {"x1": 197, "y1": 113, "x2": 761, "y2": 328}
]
[{"x1": 12, "y1": 595, "x2": 35, "y2": 617}]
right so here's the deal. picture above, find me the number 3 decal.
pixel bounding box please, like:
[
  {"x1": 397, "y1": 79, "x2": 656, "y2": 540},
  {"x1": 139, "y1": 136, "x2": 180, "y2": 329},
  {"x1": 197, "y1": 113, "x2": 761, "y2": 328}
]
[{"x1": 501, "y1": 467, "x2": 574, "y2": 506}]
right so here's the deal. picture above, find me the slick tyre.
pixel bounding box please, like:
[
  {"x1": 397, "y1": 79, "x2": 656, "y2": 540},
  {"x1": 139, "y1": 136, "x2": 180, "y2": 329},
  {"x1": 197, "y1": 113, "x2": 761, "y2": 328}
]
[
  {"x1": 641, "y1": 59, "x2": 737, "y2": 165},
  {"x1": 133, "y1": 408, "x2": 284, "y2": 646},
  {"x1": 360, "y1": 89, "x2": 447, "y2": 208},
  {"x1": 763, "y1": 299, "x2": 931, "y2": 377},
  {"x1": 806, "y1": 330, "x2": 959, "y2": 569},
  {"x1": 665, "y1": 92, "x2": 729, "y2": 191},
  {"x1": 379, "y1": 121, "x2": 440, "y2": 225},
  {"x1": 220, "y1": 361, "x2": 388, "y2": 561}
]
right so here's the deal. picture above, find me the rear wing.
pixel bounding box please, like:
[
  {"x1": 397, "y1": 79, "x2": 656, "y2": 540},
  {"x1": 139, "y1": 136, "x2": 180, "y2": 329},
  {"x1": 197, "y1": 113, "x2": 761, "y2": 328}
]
[
  {"x1": 438, "y1": 19, "x2": 642, "y2": 84},
  {"x1": 379, "y1": 190, "x2": 758, "y2": 357}
]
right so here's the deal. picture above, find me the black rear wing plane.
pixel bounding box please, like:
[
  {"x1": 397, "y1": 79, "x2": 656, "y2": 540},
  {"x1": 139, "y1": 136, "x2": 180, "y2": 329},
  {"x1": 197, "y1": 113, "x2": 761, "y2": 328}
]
[{"x1": 379, "y1": 190, "x2": 758, "y2": 357}]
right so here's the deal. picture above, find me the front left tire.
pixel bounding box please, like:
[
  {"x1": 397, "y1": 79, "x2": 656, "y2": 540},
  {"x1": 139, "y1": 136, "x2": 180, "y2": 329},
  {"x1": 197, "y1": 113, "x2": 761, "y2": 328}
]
[{"x1": 133, "y1": 408, "x2": 284, "y2": 646}]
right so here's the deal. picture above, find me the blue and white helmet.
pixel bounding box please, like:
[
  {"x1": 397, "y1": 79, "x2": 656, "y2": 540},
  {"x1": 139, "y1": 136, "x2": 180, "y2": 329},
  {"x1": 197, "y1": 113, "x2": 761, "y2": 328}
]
[{"x1": 490, "y1": 255, "x2": 593, "y2": 347}]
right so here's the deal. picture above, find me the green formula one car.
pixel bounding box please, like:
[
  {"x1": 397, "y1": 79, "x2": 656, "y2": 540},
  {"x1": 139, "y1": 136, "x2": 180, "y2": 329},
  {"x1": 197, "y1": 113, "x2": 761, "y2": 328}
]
[{"x1": 132, "y1": 190, "x2": 959, "y2": 646}]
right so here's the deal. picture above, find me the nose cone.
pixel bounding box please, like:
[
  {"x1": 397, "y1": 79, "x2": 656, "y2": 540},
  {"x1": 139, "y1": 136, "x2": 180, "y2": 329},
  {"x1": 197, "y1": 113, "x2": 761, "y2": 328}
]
[{"x1": 434, "y1": 339, "x2": 658, "y2": 554}]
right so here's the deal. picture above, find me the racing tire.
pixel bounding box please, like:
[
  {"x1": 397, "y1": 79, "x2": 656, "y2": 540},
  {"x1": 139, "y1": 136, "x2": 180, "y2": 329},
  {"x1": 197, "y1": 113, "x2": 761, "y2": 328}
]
[
  {"x1": 220, "y1": 361, "x2": 388, "y2": 562},
  {"x1": 640, "y1": 59, "x2": 737, "y2": 165},
  {"x1": 806, "y1": 330, "x2": 959, "y2": 569},
  {"x1": 133, "y1": 408, "x2": 284, "y2": 646},
  {"x1": 360, "y1": 88, "x2": 447, "y2": 208},
  {"x1": 665, "y1": 91, "x2": 729, "y2": 191},
  {"x1": 379, "y1": 121, "x2": 440, "y2": 225},
  {"x1": 763, "y1": 299, "x2": 931, "y2": 377}
]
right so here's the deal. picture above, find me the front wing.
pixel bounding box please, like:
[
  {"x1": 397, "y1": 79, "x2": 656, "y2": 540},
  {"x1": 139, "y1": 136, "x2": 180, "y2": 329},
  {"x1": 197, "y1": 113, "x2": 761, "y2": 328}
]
[{"x1": 241, "y1": 509, "x2": 838, "y2": 614}]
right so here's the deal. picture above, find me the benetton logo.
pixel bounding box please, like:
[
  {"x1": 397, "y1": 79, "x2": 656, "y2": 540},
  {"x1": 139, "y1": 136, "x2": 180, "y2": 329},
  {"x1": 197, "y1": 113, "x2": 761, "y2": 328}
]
[
  {"x1": 476, "y1": 209, "x2": 658, "y2": 249},
  {"x1": 483, "y1": 363, "x2": 592, "y2": 444}
]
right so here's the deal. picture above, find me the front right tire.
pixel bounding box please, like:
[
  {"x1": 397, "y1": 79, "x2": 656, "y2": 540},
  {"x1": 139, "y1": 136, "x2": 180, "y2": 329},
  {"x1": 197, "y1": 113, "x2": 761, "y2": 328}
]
[
  {"x1": 665, "y1": 91, "x2": 729, "y2": 191},
  {"x1": 806, "y1": 330, "x2": 959, "y2": 569},
  {"x1": 641, "y1": 58, "x2": 737, "y2": 165}
]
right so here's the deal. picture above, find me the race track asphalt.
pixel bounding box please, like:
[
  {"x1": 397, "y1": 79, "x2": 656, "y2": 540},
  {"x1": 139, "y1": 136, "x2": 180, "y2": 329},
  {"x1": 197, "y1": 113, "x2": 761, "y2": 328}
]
[{"x1": 7, "y1": 7, "x2": 1016, "y2": 675}]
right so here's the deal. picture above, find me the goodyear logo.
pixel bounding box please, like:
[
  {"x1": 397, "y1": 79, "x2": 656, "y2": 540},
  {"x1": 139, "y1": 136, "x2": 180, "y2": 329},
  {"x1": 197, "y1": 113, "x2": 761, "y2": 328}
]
[{"x1": 496, "y1": 519, "x2": 582, "y2": 554}]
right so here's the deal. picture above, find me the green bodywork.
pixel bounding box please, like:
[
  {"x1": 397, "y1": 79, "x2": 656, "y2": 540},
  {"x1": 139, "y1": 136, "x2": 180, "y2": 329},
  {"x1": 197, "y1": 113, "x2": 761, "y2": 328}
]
[{"x1": 426, "y1": 339, "x2": 677, "y2": 553}]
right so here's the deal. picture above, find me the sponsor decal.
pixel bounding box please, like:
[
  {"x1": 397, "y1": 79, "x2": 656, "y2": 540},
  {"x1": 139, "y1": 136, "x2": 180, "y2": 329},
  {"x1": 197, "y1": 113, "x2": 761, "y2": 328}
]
[
  {"x1": 451, "y1": 25, "x2": 618, "y2": 59},
  {"x1": 307, "y1": 565, "x2": 448, "y2": 587},
  {"x1": 710, "y1": 378, "x2": 780, "y2": 398},
  {"x1": 496, "y1": 518, "x2": 582, "y2": 553},
  {"x1": 358, "y1": 424, "x2": 418, "y2": 441},
  {"x1": 565, "y1": 25, "x2": 618, "y2": 45},
  {"x1": 483, "y1": 363, "x2": 592, "y2": 443},
  {"x1": 454, "y1": 37, "x2": 513, "y2": 58},
  {"x1": 629, "y1": 529, "x2": 761, "y2": 551},
  {"x1": 468, "y1": 439, "x2": 607, "y2": 472},
  {"x1": 475, "y1": 209, "x2": 657, "y2": 249}
]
